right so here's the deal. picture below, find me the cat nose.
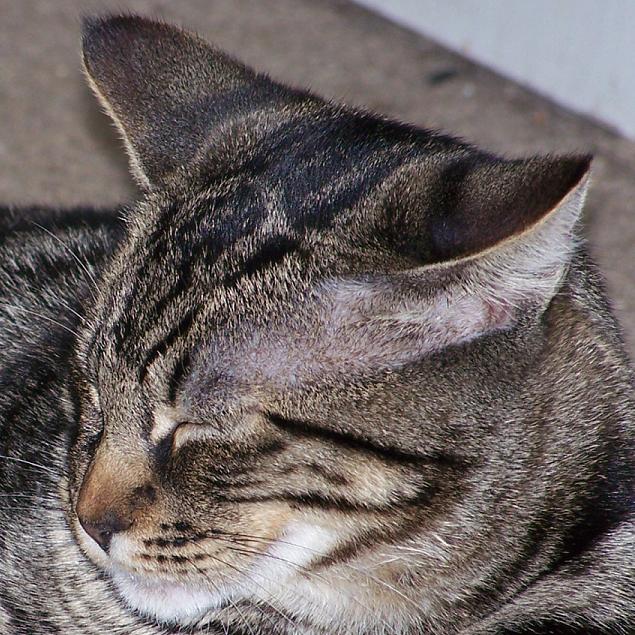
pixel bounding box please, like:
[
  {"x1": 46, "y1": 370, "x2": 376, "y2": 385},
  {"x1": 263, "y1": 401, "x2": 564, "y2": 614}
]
[
  {"x1": 78, "y1": 511, "x2": 132, "y2": 552},
  {"x1": 76, "y1": 443, "x2": 158, "y2": 553}
]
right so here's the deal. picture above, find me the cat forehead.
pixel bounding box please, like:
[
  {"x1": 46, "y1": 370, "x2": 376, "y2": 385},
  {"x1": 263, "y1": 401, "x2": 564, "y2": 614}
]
[{"x1": 130, "y1": 100, "x2": 467, "y2": 238}]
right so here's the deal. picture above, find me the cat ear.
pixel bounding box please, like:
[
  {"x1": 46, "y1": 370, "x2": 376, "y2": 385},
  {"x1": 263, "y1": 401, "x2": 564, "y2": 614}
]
[
  {"x1": 322, "y1": 155, "x2": 591, "y2": 364},
  {"x1": 81, "y1": 15, "x2": 257, "y2": 189}
]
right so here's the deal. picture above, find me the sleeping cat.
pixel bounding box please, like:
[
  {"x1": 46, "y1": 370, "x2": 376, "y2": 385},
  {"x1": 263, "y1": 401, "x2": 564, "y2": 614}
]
[{"x1": 0, "y1": 14, "x2": 633, "y2": 635}]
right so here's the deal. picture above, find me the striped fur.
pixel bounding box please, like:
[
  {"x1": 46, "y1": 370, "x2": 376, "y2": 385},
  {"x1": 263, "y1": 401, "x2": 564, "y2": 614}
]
[{"x1": 1, "y1": 15, "x2": 633, "y2": 635}]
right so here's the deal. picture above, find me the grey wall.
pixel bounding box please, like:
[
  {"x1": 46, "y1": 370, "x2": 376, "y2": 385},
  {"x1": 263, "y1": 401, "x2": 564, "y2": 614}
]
[{"x1": 356, "y1": 0, "x2": 635, "y2": 139}]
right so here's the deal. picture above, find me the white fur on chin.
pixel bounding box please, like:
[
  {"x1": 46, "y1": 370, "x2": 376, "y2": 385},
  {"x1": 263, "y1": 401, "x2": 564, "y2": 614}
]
[{"x1": 111, "y1": 567, "x2": 228, "y2": 624}]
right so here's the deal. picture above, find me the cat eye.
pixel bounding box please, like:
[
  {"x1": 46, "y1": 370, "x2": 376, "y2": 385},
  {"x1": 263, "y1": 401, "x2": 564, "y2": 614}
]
[
  {"x1": 152, "y1": 420, "x2": 204, "y2": 461},
  {"x1": 170, "y1": 421, "x2": 211, "y2": 452}
]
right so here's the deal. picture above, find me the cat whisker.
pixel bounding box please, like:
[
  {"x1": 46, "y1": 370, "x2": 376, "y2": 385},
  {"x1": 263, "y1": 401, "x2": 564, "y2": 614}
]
[
  {"x1": 1, "y1": 303, "x2": 81, "y2": 339},
  {"x1": 190, "y1": 561, "x2": 266, "y2": 635},
  {"x1": 164, "y1": 528, "x2": 407, "y2": 630},
  {"x1": 31, "y1": 222, "x2": 101, "y2": 302},
  {"x1": 202, "y1": 529, "x2": 426, "y2": 619},
  {"x1": 219, "y1": 540, "x2": 401, "y2": 635},
  {"x1": 53, "y1": 299, "x2": 87, "y2": 325},
  {"x1": 391, "y1": 541, "x2": 451, "y2": 564},
  {"x1": 141, "y1": 539, "x2": 304, "y2": 631},
  {"x1": 2, "y1": 266, "x2": 88, "y2": 326},
  {"x1": 196, "y1": 567, "x2": 258, "y2": 635},
  {"x1": 1, "y1": 505, "x2": 66, "y2": 513},
  {"x1": 225, "y1": 598, "x2": 258, "y2": 635},
  {"x1": 197, "y1": 550, "x2": 300, "y2": 634},
  {"x1": 0, "y1": 454, "x2": 62, "y2": 477}
]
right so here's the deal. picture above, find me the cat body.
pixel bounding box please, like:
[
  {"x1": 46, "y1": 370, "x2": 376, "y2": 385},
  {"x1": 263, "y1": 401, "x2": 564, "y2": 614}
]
[{"x1": 0, "y1": 16, "x2": 633, "y2": 635}]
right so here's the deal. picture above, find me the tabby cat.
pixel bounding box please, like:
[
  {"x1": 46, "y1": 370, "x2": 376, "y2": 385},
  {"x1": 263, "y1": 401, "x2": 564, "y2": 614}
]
[{"x1": 0, "y1": 15, "x2": 633, "y2": 635}]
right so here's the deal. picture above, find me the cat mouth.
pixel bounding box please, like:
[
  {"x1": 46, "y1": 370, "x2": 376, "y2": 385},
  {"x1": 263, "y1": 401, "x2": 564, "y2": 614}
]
[{"x1": 110, "y1": 565, "x2": 232, "y2": 624}]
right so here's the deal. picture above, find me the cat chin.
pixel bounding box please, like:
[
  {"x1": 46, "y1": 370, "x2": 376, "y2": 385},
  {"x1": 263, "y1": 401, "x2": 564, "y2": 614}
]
[{"x1": 110, "y1": 567, "x2": 227, "y2": 625}]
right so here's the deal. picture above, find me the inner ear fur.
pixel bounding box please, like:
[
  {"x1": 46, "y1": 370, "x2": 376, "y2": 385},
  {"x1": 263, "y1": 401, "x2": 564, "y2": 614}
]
[{"x1": 324, "y1": 154, "x2": 592, "y2": 363}]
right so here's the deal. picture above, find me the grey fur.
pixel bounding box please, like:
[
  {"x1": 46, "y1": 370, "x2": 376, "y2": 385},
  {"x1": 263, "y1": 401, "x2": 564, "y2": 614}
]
[{"x1": 0, "y1": 15, "x2": 633, "y2": 635}]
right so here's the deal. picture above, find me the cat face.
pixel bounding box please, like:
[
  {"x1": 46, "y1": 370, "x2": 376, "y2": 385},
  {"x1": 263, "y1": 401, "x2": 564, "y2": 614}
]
[{"x1": 68, "y1": 16, "x2": 591, "y2": 631}]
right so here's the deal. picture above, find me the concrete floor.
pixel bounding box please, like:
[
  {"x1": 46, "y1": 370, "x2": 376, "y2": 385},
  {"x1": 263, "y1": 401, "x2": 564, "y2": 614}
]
[{"x1": 1, "y1": 0, "x2": 634, "y2": 358}]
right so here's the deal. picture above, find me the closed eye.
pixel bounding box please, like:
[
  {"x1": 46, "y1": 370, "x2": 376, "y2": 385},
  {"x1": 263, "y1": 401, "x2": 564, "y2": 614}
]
[
  {"x1": 151, "y1": 419, "x2": 213, "y2": 459},
  {"x1": 149, "y1": 406, "x2": 193, "y2": 461},
  {"x1": 150, "y1": 405, "x2": 183, "y2": 445},
  {"x1": 150, "y1": 419, "x2": 204, "y2": 465}
]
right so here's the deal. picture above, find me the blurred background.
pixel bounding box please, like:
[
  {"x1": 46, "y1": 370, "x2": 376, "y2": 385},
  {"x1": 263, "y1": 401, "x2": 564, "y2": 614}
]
[
  {"x1": 359, "y1": 1, "x2": 635, "y2": 140},
  {"x1": 1, "y1": 0, "x2": 634, "y2": 357}
]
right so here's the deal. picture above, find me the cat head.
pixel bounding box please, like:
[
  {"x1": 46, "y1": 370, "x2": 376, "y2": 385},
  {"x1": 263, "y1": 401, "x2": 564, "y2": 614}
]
[{"x1": 69, "y1": 15, "x2": 591, "y2": 631}]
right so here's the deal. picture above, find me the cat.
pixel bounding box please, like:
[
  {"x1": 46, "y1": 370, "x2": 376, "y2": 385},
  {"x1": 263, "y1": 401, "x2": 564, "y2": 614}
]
[{"x1": 0, "y1": 14, "x2": 633, "y2": 635}]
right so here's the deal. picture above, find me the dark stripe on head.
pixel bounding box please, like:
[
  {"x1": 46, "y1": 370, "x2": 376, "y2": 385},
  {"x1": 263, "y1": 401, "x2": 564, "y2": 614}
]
[
  {"x1": 222, "y1": 236, "x2": 304, "y2": 287},
  {"x1": 138, "y1": 307, "x2": 199, "y2": 383},
  {"x1": 168, "y1": 351, "x2": 192, "y2": 403}
]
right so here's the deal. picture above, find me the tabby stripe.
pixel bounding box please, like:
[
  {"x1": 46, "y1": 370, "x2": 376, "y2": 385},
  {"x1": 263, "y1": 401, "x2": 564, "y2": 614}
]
[
  {"x1": 110, "y1": 201, "x2": 181, "y2": 347},
  {"x1": 138, "y1": 235, "x2": 214, "y2": 329},
  {"x1": 219, "y1": 438, "x2": 289, "y2": 463},
  {"x1": 113, "y1": 202, "x2": 215, "y2": 350},
  {"x1": 168, "y1": 350, "x2": 192, "y2": 403},
  {"x1": 118, "y1": 232, "x2": 298, "y2": 361},
  {"x1": 222, "y1": 236, "x2": 303, "y2": 287},
  {"x1": 138, "y1": 307, "x2": 199, "y2": 383},
  {"x1": 212, "y1": 491, "x2": 381, "y2": 512},
  {"x1": 124, "y1": 259, "x2": 195, "y2": 350},
  {"x1": 309, "y1": 535, "x2": 370, "y2": 571},
  {"x1": 267, "y1": 413, "x2": 462, "y2": 468},
  {"x1": 111, "y1": 112, "x2": 424, "y2": 356}
]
